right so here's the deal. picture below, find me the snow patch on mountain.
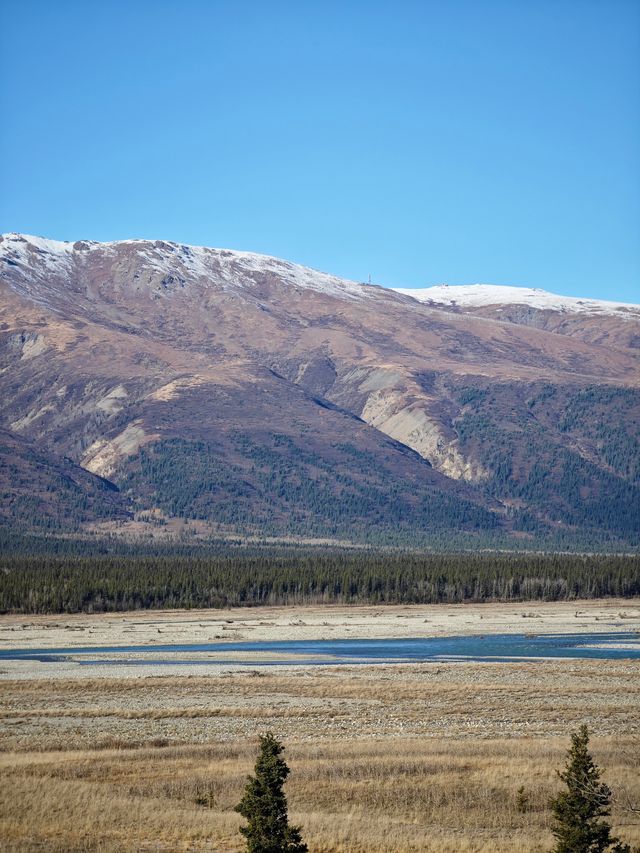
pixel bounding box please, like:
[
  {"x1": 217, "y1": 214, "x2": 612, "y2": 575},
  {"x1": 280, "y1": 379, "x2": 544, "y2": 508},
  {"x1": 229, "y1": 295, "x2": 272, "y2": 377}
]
[
  {"x1": 394, "y1": 284, "x2": 640, "y2": 318},
  {"x1": 215, "y1": 247, "x2": 372, "y2": 299},
  {"x1": 1, "y1": 233, "x2": 75, "y2": 273}
]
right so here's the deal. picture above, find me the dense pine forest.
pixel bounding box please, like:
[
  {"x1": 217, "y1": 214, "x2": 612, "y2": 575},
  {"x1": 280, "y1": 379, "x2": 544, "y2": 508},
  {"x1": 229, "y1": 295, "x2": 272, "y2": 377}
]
[{"x1": 0, "y1": 544, "x2": 638, "y2": 613}]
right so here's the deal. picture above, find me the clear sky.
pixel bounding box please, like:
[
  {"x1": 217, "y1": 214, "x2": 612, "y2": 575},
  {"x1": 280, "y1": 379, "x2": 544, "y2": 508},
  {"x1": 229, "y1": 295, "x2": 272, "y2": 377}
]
[{"x1": 1, "y1": 0, "x2": 638, "y2": 301}]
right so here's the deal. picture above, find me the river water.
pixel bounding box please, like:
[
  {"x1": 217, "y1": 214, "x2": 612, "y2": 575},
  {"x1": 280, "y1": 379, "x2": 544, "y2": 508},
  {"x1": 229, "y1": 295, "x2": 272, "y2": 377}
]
[{"x1": 1, "y1": 631, "x2": 638, "y2": 666}]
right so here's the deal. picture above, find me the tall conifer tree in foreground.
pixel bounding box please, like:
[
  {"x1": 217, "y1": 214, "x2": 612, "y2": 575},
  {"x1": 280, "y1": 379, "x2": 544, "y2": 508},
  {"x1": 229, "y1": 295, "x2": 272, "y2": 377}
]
[
  {"x1": 550, "y1": 724, "x2": 630, "y2": 853},
  {"x1": 236, "y1": 732, "x2": 307, "y2": 853}
]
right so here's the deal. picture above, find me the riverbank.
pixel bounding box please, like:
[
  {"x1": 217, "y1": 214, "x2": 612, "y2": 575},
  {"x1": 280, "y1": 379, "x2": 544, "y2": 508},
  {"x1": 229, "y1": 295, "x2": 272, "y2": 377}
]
[{"x1": 1, "y1": 599, "x2": 638, "y2": 680}]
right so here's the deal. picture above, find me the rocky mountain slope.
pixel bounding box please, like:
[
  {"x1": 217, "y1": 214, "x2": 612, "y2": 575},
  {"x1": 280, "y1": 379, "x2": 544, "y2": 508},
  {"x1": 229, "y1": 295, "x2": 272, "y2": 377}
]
[{"x1": 1, "y1": 233, "x2": 638, "y2": 546}]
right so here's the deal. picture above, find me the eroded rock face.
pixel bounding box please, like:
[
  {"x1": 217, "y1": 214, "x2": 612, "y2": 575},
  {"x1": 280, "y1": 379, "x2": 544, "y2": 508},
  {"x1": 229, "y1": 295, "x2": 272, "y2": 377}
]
[
  {"x1": 323, "y1": 364, "x2": 487, "y2": 482},
  {"x1": 361, "y1": 390, "x2": 488, "y2": 482},
  {"x1": 1, "y1": 232, "x2": 639, "y2": 543},
  {"x1": 82, "y1": 420, "x2": 157, "y2": 479}
]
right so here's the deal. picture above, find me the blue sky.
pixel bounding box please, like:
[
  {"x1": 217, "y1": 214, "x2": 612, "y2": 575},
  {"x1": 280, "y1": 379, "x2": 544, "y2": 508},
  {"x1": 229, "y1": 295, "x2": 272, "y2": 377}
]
[{"x1": 1, "y1": 0, "x2": 638, "y2": 301}]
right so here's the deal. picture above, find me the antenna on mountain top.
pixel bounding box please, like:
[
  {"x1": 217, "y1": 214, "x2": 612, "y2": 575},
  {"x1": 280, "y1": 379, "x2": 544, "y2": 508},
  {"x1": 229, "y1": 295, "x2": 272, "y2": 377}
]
[{"x1": 368, "y1": 273, "x2": 372, "y2": 285}]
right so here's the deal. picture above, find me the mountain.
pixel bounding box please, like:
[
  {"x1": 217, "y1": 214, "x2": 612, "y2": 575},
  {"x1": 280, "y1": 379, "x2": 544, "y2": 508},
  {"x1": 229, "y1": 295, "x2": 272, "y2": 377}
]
[{"x1": 1, "y1": 232, "x2": 639, "y2": 547}]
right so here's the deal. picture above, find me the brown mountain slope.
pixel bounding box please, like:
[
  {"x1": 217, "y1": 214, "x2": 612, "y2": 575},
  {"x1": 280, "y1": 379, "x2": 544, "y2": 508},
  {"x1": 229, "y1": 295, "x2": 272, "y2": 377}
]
[
  {"x1": 1, "y1": 233, "x2": 638, "y2": 545},
  {"x1": 431, "y1": 302, "x2": 640, "y2": 353}
]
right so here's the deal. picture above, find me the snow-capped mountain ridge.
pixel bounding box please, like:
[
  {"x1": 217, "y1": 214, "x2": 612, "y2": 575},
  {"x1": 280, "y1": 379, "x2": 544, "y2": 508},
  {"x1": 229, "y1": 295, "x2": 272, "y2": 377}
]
[
  {"x1": 394, "y1": 284, "x2": 639, "y2": 318},
  {"x1": 0, "y1": 233, "x2": 371, "y2": 301},
  {"x1": 3, "y1": 234, "x2": 637, "y2": 317}
]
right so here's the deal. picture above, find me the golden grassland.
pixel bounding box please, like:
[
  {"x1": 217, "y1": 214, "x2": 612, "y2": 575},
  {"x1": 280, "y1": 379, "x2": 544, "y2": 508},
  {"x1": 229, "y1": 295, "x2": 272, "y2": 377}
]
[
  {"x1": 0, "y1": 659, "x2": 639, "y2": 851},
  {"x1": 1, "y1": 736, "x2": 638, "y2": 852}
]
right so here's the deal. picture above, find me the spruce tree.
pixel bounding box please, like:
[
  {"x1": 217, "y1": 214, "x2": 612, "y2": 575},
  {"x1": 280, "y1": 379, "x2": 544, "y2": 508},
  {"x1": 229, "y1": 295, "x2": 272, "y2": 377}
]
[
  {"x1": 236, "y1": 732, "x2": 307, "y2": 853},
  {"x1": 550, "y1": 724, "x2": 630, "y2": 853}
]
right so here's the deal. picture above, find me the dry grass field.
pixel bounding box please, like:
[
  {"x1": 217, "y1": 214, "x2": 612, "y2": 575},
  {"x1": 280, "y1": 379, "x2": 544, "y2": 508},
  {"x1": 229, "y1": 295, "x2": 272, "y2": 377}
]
[{"x1": 0, "y1": 655, "x2": 639, "y2": 852}]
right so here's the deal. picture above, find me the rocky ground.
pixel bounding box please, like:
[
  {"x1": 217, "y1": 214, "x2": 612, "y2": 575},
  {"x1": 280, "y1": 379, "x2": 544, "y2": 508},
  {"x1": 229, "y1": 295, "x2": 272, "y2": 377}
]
[
  {"x1": 1, "y1": 599, "x2": 639, "y2": 680},
  {"x1": 0, "y1": 600, "x2": 638, "y2": 751}
]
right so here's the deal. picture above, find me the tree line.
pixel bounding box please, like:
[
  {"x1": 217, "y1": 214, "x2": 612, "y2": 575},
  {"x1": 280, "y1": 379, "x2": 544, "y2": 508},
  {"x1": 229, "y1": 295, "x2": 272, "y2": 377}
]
[{"x1": 0, "y1": 550, "x2": 638, "y2": 614}]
